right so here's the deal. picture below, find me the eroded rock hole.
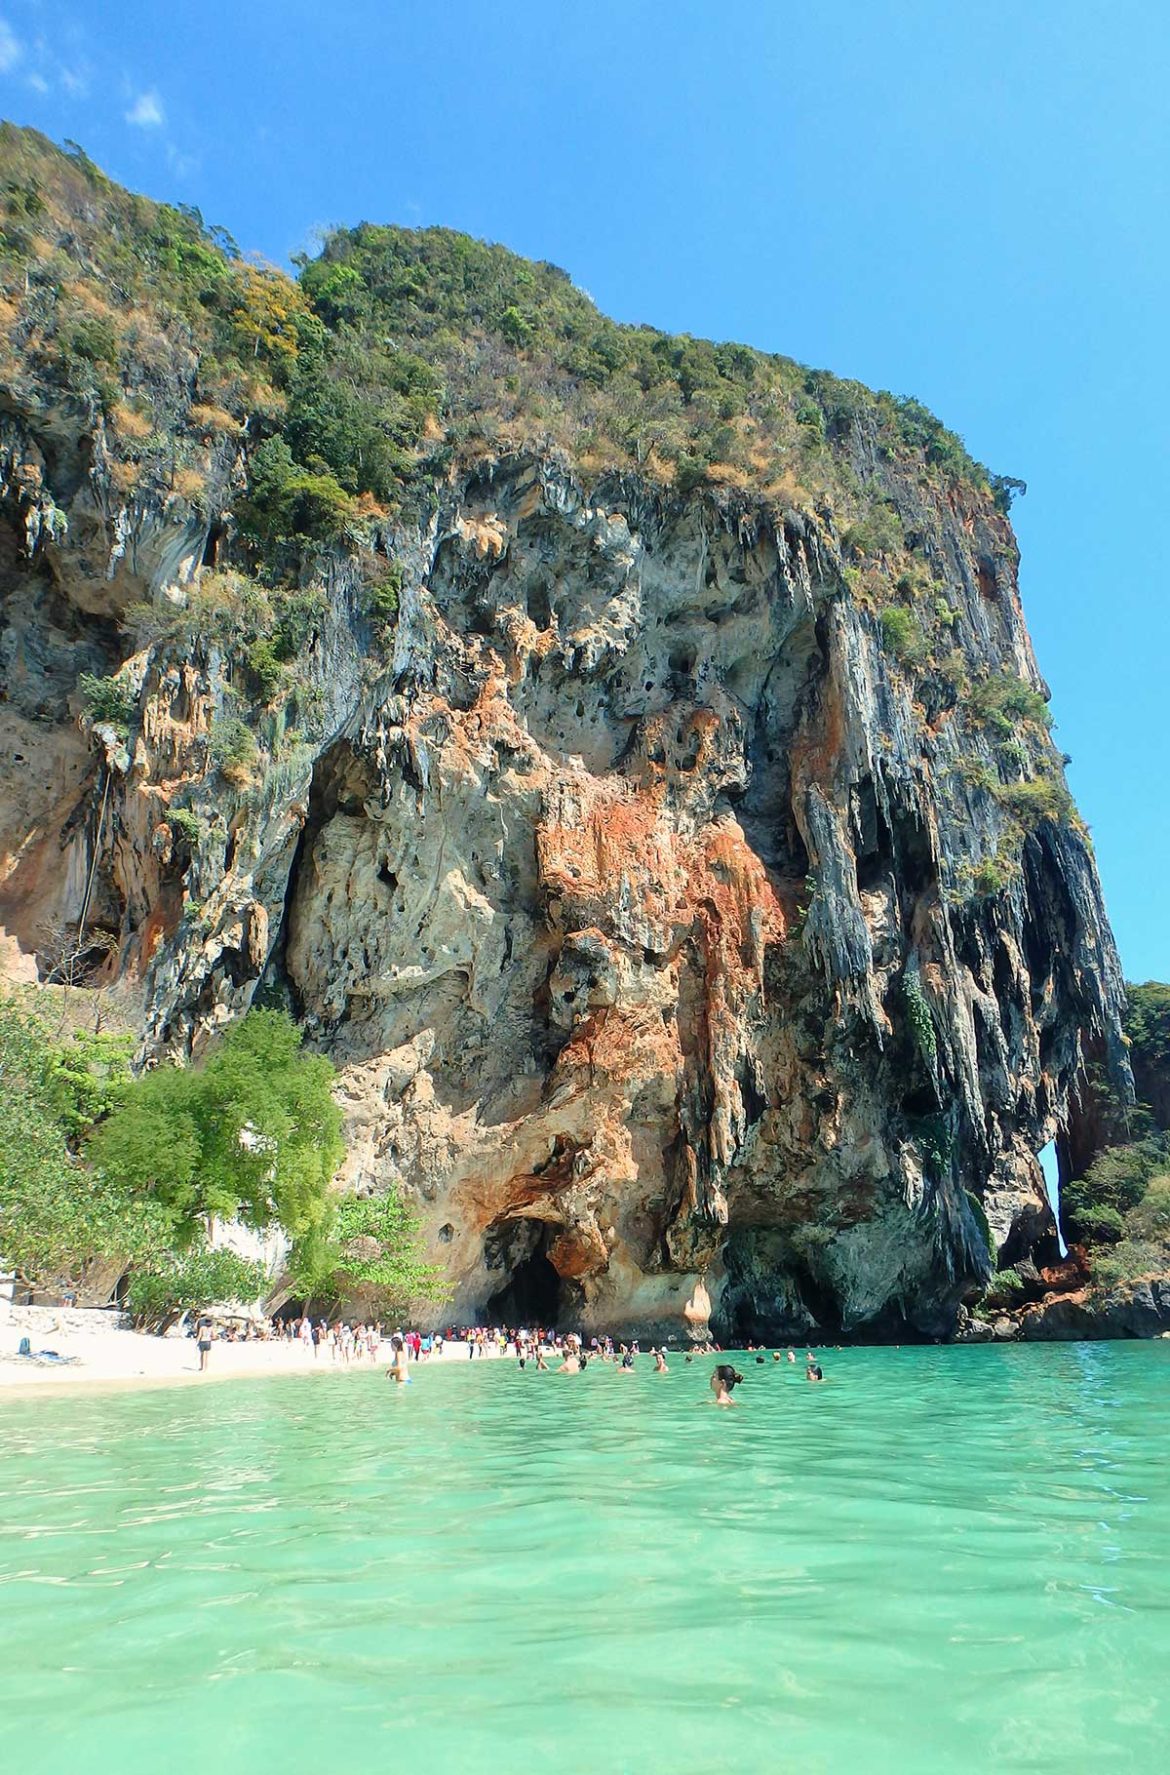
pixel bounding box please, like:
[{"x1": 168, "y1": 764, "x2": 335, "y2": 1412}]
[
  {"x1": 202, "y1": 522, "x2": 224, "y2": 569},
  {"x1": 526, "y1": 577, "x2": 553, "y2": 628},
  {"x1": 481, "y1": 1216, "x2": 563, "y2": 1327}
]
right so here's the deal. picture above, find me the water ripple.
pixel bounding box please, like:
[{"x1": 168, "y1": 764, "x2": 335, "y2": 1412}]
[{"x1": 1, "y1": 1343, "x2": 1168, "y2": 1773}]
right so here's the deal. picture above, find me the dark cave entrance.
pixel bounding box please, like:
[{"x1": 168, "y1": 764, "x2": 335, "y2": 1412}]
[{"x1": 481, "y1": 1217, "x2": 563, "y2": 1328}]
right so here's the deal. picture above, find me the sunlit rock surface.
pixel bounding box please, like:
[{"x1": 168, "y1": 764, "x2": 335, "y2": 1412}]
[{"x1": 1, "y1": 436, "x2": 1132, "y2": 1341}]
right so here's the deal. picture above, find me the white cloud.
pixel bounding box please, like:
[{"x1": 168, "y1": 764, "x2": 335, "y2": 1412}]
[
  {"x1": 0, "y1": 19, "x2": 23, "y2": 74},
  {"x1": 165, "y1": 142, "x2": 199, "y2": 180},
  {"x1": 27, "y1": 71, "x2": 48, "y2": 93},
  {"x1": 125, "y1": 88, "x2": 164, "y2": 128},
  {"x1": 60, "y1": 65, "x2": 89, "y2": 97}
]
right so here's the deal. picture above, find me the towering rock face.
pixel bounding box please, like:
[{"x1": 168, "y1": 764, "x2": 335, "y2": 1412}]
[{"x1": 0, "y1": 131, "x2": 1130, "y2": 1340}]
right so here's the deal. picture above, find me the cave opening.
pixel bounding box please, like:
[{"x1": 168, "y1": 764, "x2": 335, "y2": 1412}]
[{"x1": 481, "y1": 1218, "x2": 563, "y2": 1328}]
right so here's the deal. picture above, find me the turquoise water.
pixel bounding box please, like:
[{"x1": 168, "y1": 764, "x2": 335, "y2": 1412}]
[{"x1": 1, "y1": 1345, "x2": 1168, "y2": 1774}]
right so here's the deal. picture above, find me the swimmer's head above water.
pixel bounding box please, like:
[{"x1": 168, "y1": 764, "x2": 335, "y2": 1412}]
[{"x1": 711, "y1": 1363, "x2": 745, "y2": 1400}]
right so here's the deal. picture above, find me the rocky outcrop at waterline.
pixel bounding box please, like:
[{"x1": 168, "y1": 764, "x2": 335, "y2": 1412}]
[
  {"x1": 0, "y1": 127, "x2": 1134, "y2": 1342},
  {"x1": 958, "y1": 1280, "x2": 1170, "y2": 1342}
]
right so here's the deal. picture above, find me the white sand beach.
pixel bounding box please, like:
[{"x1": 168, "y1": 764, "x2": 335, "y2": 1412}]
[{"x1": 0, "y1": 1304, "x2": 489, "y2": 1395}]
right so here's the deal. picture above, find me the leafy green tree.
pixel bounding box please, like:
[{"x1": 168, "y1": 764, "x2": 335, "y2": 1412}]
[
  {"x1": 1063, "y1": 1134, "x2": 1170, "y2": 1240},
  {"x1": 78, "y1": 672, "x2": 136, "y2": 733},
  {"x1": 363, "y1": 562, "x2": 401, "y2": 633},
  {"x1": 245, "y1": 638, "x2": 285, "y2": 704},
  {"x1": 1074, "y1": 1204, "x2": 1125, "y2": 1244},
  {"x1": 1125, "y1": 982, "x2": 1170, "y2": 1075},
  {"x1": 995, "y1": 774, "x2": 1074, "y2": 828},
  {"x1": 0, "y1": 997, "x2": 171, "y2": 1287},
  {"x1": 281, "y1": 331, "x2": 437, "y2": 503},
  {"x1": 208, "y1": 715, "x2": 258, "y2": 773},
  {"x1": 1122, "y1": 1174, "x2": 1170, "y2": 1244},
  {"x1": 289, "y1": 1190, "x2": 449, "y2": 1313},
  {"x1": 1090, "y1": 1241, "x2": 1165, "y2": 1291},
  {"x1": 1124, "y1": 981, "x2": 1170, "y2": 1129},
  {"x1": 1087, "y1": 1172, "x2": 1170, "y2": 1293},
  {"x1": 299, "y1": 260, "x2": 368, "y2": 326},
  {"x1": 125, "y1": 1247, "x2": 269, "y2": 1333},
  {"x1": 89, "y1": 1010, "x2": 344, "y2": 1245},
  {"x1": 236, "y1": 436, "x2": 357, "y2": 547},
  {"x1": 970, "y1": 674, "x2": 1053, "y2": 736},
  {"x1": 0, "y1": 999, "x2": 133, "y2": 1138}
]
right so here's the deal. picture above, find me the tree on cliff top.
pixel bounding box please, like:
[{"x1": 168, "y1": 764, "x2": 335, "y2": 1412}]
[{"x1": 88, "y1": 1009, "x2": 344, "y2": 1246}]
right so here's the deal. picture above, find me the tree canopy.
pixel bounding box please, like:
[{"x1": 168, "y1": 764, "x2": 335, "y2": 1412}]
[
  {"x1": 0, "y1": 998, "x2": 450, "y2": 1322},
  {"x1": 0, "y1": 996, "x2": 170, "y2": 1285},
  {"x1": 289, "y1": 1191, "x2": 450, "y2": 1314},
  {"x1": 89, "y1": 1009, "x2": 344, "y2": 1245}
]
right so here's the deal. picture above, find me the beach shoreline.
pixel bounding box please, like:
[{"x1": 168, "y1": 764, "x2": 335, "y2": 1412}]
[{"x1": 0, "y1": 1304, "x2": 496, "y2": 1398}]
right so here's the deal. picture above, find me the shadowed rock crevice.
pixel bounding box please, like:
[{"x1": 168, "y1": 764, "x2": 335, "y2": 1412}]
[{"x1": 482, "y1": 1218, "x2": 564, "y2": 1328}]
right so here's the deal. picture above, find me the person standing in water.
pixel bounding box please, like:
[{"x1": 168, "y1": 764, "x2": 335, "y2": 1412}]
[
  {"x1": 653, "y1": 1348, "x2": 669, "y2": 1373},
  {"x1": 386, "y1": 1334, "x2": 411, "y2": 1387},
  {"x1": 710, "y1": 1364, "x2": 744, "y2": 1405}
]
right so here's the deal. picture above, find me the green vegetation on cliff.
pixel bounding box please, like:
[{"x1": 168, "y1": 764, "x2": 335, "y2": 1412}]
[
  {"x1": 0, "y1": 123, "x2": 1005, "y2": 558},
  {"x1": 293, "y1": 219, "x2": 1000, "y2": 511},
  {"x1": 0, "y1": 124, "x2": 1070, "y2": 886},
  {"x1": 1063, "y1": 981, "x2": 1170, "y2": 1292},
  {"x1": 0, "y1": 127, "x2": 1062, "y2": 793}
]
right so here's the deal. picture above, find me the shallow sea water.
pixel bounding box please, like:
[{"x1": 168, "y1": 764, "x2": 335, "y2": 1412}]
[{"x1": 0, "y1": 1342, "x2": 1168, "y2": 1773}]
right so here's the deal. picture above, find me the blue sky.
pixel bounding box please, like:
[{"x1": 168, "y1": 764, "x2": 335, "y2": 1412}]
[{"x1": 2, "y1": 0, "x2": 1166, "y2": 979}]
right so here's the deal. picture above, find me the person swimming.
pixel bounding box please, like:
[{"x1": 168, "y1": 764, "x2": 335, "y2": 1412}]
[
  {"x1": 772, "y1": 1351, "x2": 781, "y2": 1362},
  {"x1": 710, "y1": 1363, "x2": 744, "y2": 1406},
  {"x1": 653, "y1": 1348, "x2": 669, "y2": 1373},
  {"x1": 806, "y1": 1355, "x2": 824, "y2": 1382},
  {"x1": 786, "y1": 1348, "x2": 796, "y2": 1363}
]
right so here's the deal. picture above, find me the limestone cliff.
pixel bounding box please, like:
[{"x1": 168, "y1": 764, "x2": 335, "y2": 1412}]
[{"x1": 0, "y1": 129, "x2": 1131, "y2": 1339}]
